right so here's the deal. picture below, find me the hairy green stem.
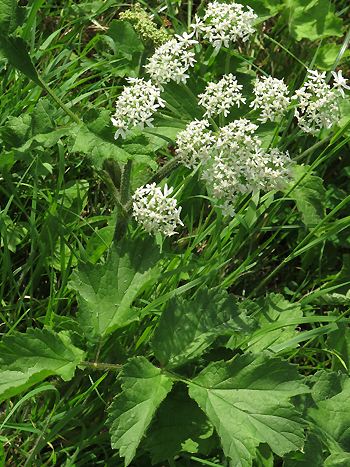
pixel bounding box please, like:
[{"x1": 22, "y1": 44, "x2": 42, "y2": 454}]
[
  {"x1": 81, "y1": 361, "x2": 122, "y2": 371},
  {"x1": 120, "y1": 159, "x2": 133, "y2": 205}
]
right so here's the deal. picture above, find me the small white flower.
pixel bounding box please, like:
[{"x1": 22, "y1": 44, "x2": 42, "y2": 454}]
[
  {"x1": 145, "y1": 32, "x2": 198, "y2": 86},
  {"x1": 111, "y1": 78, "x2": 165, "y2": 139},
  {"x1": 191, "y1": 1, "x2": 257, "y2": 50},
  {"x1": 198, "y1": 74, "x2": 246, "y2": 118},
  {"x1": 175, "y1": 119, "x2": 214, "y2": 168},
  {"x1": 293, "y1": 70, "x2": 340, "y2": 134},
  {"x1": 250, "y1": 75, "x2": 291, "y2": 123},
  {"x1": 132, "y1": 183, "x2": 184, "y2": 236},
  {"x1": 331, "y1": 70, "x2": 350, "y2": 98}
]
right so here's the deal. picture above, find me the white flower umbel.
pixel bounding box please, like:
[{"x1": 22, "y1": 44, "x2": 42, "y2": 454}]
[
  {"x1": 175, "y1": 119, "x2": 214, "y2": 168},
  {"x1": 250, "y1": 75, "x2": 291, "y2": 123},
  {"x1": 198, "y1": 74, "x2": 246, "y2": 118},
  {"x1": 145, "y1": 32, "x2": 198, "y2": 86},
  {"x1": 200, "y1": 119, "x2": 291, "y2": 215},
  {"x1": 293, "y1": 70, "x2": 340, "y2": 134},
  {"x1": 132, "y1": 183, "x2": 184, "y2": 236},
  {"x1": 111, "y1": 78, "x2": 165, "y2": 139},
  {"x1": 192, "y1": 1, "x2": 257, "y2": 49}
]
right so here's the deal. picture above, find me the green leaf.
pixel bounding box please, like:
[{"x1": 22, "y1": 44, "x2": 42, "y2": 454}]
[
  {"x1": 70, "y1": 112, "x2": 155, "y2": 169},
  {"x1": 285, "y1": 0, "x2": 343, "y2": 41},
  {"x1": 0, "y1": 0, "x2": 25, "y2": 35},
  {"x1": 0, "y1": 36, "x2": 40, "y2": 85},
  {"x1": 313, "y1": 43, "x2": 350, "y2": 70},
  {"x1": 0, "y1": 328, "x2": 85, "y2": 402},
  {"x1": 242, "y1": 294, "x2": 303, "y2": 353},
  {"x1": 289, "y1": 165, "x2": 326, "y2": 229},
  {"x1": 308, "y1": 377, "x2": 350, "y2": 453},
  {"x1": 324, "y1": 453, "x2": 350, "y2": 466},
  {"x1": 71, "y1": 239, "x2": 160, "y2": 341},
  {"x1": 70, "y1": 124, "x2": 130, "y2": 168},
  {"x1": 188, "y1": 354, "x2": 308, "y2": 467},
  {"x1": 108, "y1": 357, "x2": 173, "y2": 466},
  {"x1": 284, "y1": 433, "x2": 325, "y2": 466},
  {"x1": 238, "y1": 0, "x2": 283, "y2": 19},
  {"x1": 146, "y1": 384, "x2": 216, "y2": 463},
  {"x1": 107, "y1": 20, "x2": 144, "y2": 56},
  {"x1": 153, "y1": 288, "x2": 253, "y2": 369},
  {"x1": 327, "y1": 324, "x2": 350, "y2": 372}
]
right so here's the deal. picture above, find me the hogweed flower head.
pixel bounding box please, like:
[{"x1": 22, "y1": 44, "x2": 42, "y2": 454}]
[
  {"x1": 198, "y1": 74, "x2": 246, "y2": 118},
  {"x1": 293, "y1": 69, "x2": 340, "y2": 134},
  {"x1": 200, "y1": 119, "x2": 291, "y2": 215},
  {"x1": 145, "y1": 32, "x2": 198, "y2": 86},
  {"x1": 192, "y1": 1, "x2": 257, "y2": 49},
  {"x1": 250, "y1": 75, "x2": 291, "y2": 123},
  {"x1": 111, "y1": 78, "x2": 165, "y2": 139},
  {"x1": 175, "y1": 119, "x2": 214, "y2": 168},
  {"x1": 132, "y1": 183, "x2": 184, "y2": 236}
]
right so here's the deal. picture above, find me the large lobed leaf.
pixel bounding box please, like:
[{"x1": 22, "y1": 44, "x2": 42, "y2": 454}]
[
  {"x1": 152, "y1": 288, "x2": 253, "y2": 369},
  {"x1": 308, "y1": 377, "x2": 350, "y2": 455},
  {"x1": 0, "y1": 328, "x2": 85, "y2": 402},
  {"x1": 288, "y1": 165, "x2": 326, "y2": 230},
  {"x1": 145, "y1": 384, "x2": 216, "y2": 463},
  {"x1": 71, "y1": 239, "x2": 160, "y2": 341},
  {"x1": 107, "y1": 357, "x2": 173, "y2": 466},
  {"x1": 242, "y1": 294, "x2": 303, "y2": 353},
  {"x1": 188, "y1": 354, "x2": 308, "y2": 467},
  {"x1": 284, "y1": 0, "x2": 343, "y2": 41}
]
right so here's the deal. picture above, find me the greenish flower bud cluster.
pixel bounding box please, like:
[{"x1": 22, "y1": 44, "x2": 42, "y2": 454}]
[{"x1": 119, "y1": 4, "x2": 169, "y2": 47}]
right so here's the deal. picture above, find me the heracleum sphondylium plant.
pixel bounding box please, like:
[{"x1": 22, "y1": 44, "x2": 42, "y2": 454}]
[{"x1": 1, "y1": 0, "x2": 350, "y2": 465}]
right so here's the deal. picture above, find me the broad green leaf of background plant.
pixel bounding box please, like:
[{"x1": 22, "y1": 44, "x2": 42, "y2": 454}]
[
  {"x1": 238, "y1": 0, "x2": 283, "y2": 20},
  {"x1": 308, "y1": 377, "x2": 350, "y2": 455},
  {"x1": 107, "y1": 357, "x2": 173, "y2": 466},
  {"x1": 288, "y1": 165, "x2": 326, "y2": 229},
  {"x1": 0, "y1": 0, "x2": 24, "y2": 35},
  {"x1": 324, "y1": 453, "x2": 350, "y2": 466},
  {"x1": 152, "y1": 288, "x2": 253, "y2": 369},
  {"x1": 145, "y1": 384, "x2": 216, "y2": 463},
  {"x1": 0, "y1": 36, "x2": 40, "y2": 85},
  {"x1": 107, "y1": 20, "x2": 144, "y2": 56},
  {"x1": 284, "y1": 0, "x2": 343, "y2": 41},
  {"x1": 70, "y1": 111, "x2": 155, "y2": 169},
  {"x1": 188, "y1": 354, "x2": 308, "y2": 467},
  {"x1": 284, "y1": 433, "x2": 325, "y2": 466},
  {"x1": 240, "y1": 294, "x2": 303, "y2": 353},
  {"x1": 0, "y1": 328, "x2": 85, "y2": 402},
  {"x1": 71, "y1": 239, "x2": 160, "y2": 341}
]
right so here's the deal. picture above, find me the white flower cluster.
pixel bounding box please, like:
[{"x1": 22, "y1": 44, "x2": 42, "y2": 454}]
[
  {"x1": 192, "y1": 1, "x2": 257, "y2": 49},
  {"x1": 250, "y1": 76, "x2": 291, "y2": 123},
  {"x1": 111, "y1": 78, "x2": 165, "y2": 139},
  {"x1": 177, "y1": 119, "x2": 291, "y2": 216},
  {"x1": 198, "y1": 74, "x2": 246, "y2": 117},
  {"x1": 175, "y1": 119, "x2": 214, "y2": 168},
  {"x1": 144, "y1": 32, "x2": 198, "y2": 86},
  {"x1": 132, "y1": 183, "x2": 184, "y2": 236},
  {"x1": 293, "y1": 70, "x2": 340, "y2": 135}
]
